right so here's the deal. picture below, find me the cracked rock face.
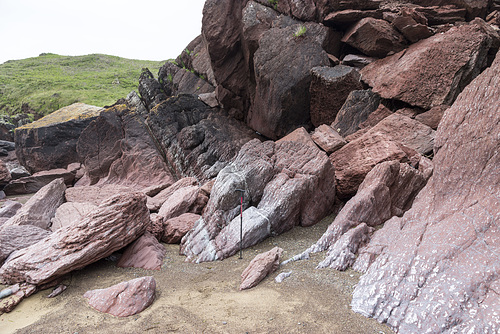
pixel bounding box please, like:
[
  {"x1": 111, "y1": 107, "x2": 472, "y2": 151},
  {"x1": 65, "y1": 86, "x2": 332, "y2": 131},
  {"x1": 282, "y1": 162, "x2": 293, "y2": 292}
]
[
  {"x1": 180, "y1": 139, "x2": 336, "y2": 263},
  {"x1": 351, "y1": 50, "x2": 500, "y2": 334}
]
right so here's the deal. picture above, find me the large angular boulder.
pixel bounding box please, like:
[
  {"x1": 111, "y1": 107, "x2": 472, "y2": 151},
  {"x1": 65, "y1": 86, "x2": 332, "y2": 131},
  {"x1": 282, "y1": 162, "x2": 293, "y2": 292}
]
[
  {"x1": 162, "y1": 213, "x2": 201, "y2": 244},
  {"x1": 286, "y1": 161, "x2": 426, "y2": 266},
  {"x1": 0, "y1": 192, "x2": 149, "y2": 285},
  {"x1": 1, "y1": 178, "x2": 66, "y2": 230},
  {"x1": 157, "y1": 185, "x2": 203, "y2": 220},
  {"x1": 310, "y1": 124, "x2": 346, "y2": 154},
  {"x1": 147, "y1": 177, "x2": 199, "y2": 210},
  {"x1": 117, "y1": 232, "x2": 166, "y2": 271},
  {"x1": 240, "y1": 247, "x2": 283, "y2": 290},
  {"x1": 83, "y1": 276, "x2": 156, "y2": 317},
  {"x1": 330, "y1": 132, "x2": 420, "y2": 198},
  {"x1": 181, "y1": 139, "x2": 336, "y2": 263},
  {"x1": 351, "y1": 49, "x2": 500, "y2": 333},
  {"x1": 15, "y1": 103, "x2": 103, "y2": 174},
  {"x1": 0, "y1": 200, "x2": 22, "y2": 219},
  {"x1": 202, "y1": 0, "x2": 251, "y2": 117},
  {"x1": 356, "y1": 113, "x2": 435, "y2": 155},
  {"x1": 146, "y1": 95, "x2": 259, "y2": 183},
  {"x1": 360, "y1": 19, "x2": 499, "y2": 109},
  {"x1": 414, "y1": 105, "x2": 448, "y2": 130},
  {"x1": 77, "y1": 104, "x2": 174, "y2": 189},
  {"x1": 0, "y1": 226, "x2": 51, "y2": 264},
  {"x1": 3, "y1": 164, "x2": 79, "y2": 196},
  {"x1": 331, "y1": 90, "x2": 381, "y2": 137},
  {"x1": 341, "y1": 18, "x2": 406, "y2": 58},
  {"x1": 248, "y1": 22, "x2": 331, "y2": 139},
  {"x1": 391, "y1": 8, "x2": 433, "y2": 43},
  {"x1": 309, "y1": 65, "x2": 363, "y2": 127}
]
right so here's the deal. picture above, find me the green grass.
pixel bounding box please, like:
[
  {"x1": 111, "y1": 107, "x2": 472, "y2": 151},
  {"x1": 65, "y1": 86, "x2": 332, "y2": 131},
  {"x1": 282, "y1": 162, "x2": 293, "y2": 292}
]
[{"x1": 0, "y1": 53, "x2": 165, "y2": 116}]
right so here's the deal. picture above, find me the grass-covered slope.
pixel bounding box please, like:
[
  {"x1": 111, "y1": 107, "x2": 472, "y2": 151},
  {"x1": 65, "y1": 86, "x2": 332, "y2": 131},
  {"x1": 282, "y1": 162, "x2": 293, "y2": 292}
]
[{"x1": 0, "y1": 53, "x2": 165, "y2": 116}]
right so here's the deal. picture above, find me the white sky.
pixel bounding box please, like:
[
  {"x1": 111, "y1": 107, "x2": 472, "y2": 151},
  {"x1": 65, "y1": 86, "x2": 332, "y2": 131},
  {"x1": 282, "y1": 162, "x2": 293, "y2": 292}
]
[{"x1": 0, "y1": 0, "x2": 206, "y2": 64}]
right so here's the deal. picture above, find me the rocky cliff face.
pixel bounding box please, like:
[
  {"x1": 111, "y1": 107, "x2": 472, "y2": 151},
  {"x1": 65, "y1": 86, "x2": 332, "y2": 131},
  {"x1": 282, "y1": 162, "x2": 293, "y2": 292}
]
[{"x1": 1, "y1": 0, "x2": 499, "y2": 331}]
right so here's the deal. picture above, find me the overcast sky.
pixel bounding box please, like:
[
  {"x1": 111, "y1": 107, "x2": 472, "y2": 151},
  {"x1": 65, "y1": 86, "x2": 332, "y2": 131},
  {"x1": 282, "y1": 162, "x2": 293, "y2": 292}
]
[{"x1": 0, "y1": 0, "x2": 206, "y2": 64}]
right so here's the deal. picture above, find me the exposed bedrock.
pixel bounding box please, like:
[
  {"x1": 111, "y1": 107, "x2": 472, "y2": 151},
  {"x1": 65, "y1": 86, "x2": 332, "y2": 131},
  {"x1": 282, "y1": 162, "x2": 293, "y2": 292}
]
[
  {"x1": 180, "y1": 139, "x2": 336, "y2": 263},
  {"x1": 351, "y1": 50, "x2": 500, "y2": 334}
]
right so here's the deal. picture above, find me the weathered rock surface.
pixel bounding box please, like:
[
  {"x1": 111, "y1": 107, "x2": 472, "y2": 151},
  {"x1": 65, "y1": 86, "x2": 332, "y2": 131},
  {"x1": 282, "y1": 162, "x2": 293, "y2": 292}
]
[
  {"x1": 248, "y1": 21, "x2": 332, "y2": 139},
  {"x1": 414, "y1": 105, "x2": 448, "y2": 130},
  {"x1": 0, "y1": 226, "x2": 51, "y2": 264},
  {"x1": 0, "y1": 283, "x2": 36, "y2": 315},
  {"x1": 0, "y1": 160, "x2": 11, "y2": 187},
  {"x1": 240, "y1": 247, "x2": 283, "y2": 290},
  {"x1": 0, "y1": 192, "x2": 149, "y2": 285},
  {"x1": 391, "y1": 8, "x2": 433, "y2": 43},
  {"x1": 330, "y1": 132, "x2": 420, "y2": 197},
  {"x1": 275, "y1": 127, "x2": 317, "y2": 149},
  {"x1": 175, "y1": 35, "x2": 216, "y2": 86},
  {"x1": 50, "y1": 202, "x2": 97, "y2": 231},
  {"x1": 117, "y1": 232, "x2": 166, "y2": 270},
  {"x1": 2, "y1": 178, "x2": 66, "y2": 230},
  {"x1": 162, "y1": 213, "x2": 201, "y2": 244},
  {"x1": 286, "y1": 161, "x2": 426, "y2": 265},
  {"x1": 83, "y1": 276, "x2": 156, "y2": 317},
  {"x1": 3, "y1": 164, "x2": 79, "y2": 196},
  {"x1": 351, "y1": 49, "x2": 500, "y2": 334},
  {"x1": 309, "y1": 65, "x2": 363, "y2": 127},
  {"x1": 341, "y1": 18, "x2": 406, "y2": 58},
  {"x1": 310, "y1": 124, "x2": 346, "y2": 154},
  {"x1": 146, "y1": 95, "x2": 259, "y2": 183},
  {"x1": 358, "y1": 113, "x2": 435, "y2": 155},
  {"x1": 147, "y1": 177, "x2": 198, "y2": 211},
  {"x1": 138, "y1": 68, "x2": 168, "y2": 110},
  {"x1": 158, "y1": 62, "x2": 214, "y2": 97},
  {"x1": 341, "y1": 54, "x2": 376, "y2": 69},
  {"x1": 0, "y1": 200, "x2": 22, "y2": 219},
  {"x1": 360, "y1": 19, "x2": 499, "y2": 109},
  {"x1": 65, "y1": 184, "x2": 134, "y2": 206},
  {"x1": 181, "y1": 139, "x2": 336, "y2": 262},
  {"x1": 324, "y1": 9, "x2": 383, "y2": 27},
  {"x1": 331, "y1": 90, "x2": 381, "y2": 137},
  {"x1": 157, "y1": 185, "x2": 202, "y2": 220},
  {"x1": 14, "y1": 103, "x2": 103, "y2": 174},
  {"x1": 77, "y1": 104, "x2": 174, "y2": 189}
]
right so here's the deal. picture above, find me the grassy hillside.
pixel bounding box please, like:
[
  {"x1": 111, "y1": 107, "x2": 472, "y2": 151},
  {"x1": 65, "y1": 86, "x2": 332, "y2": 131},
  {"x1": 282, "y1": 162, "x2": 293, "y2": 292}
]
[{"x1": 0, "y1": 53, "x2": 165, "y2": 116}]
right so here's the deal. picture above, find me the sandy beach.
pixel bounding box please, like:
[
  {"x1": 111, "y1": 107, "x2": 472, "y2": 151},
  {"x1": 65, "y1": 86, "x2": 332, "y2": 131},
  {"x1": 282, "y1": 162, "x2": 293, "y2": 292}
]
[{"x1": 1, "y1": 214, "x2": 393, "y2": 334}]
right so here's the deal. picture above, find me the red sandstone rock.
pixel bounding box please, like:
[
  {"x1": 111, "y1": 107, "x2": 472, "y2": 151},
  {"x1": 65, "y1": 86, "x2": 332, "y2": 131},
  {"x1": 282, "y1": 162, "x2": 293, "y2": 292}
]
[
  {"x1": 309, "y1": 65, "x2": 363, "y2": 127},
  {"x1": 162, "y1": 213, "x2": 201, "y2": 244},
  {"x1": 147, "y1": 177, "x2": 198, "y2": 211},
  {"x1": 351, "y1": 48, "x2": 500, "y2": 334},
  {"x1": 83, "y1": 276, "x2": 156, "y2": 317},
  {"x1": 358, "y1": 113, "x2": 435, "y2": 154},
  {"x1": 0, "y1": 192, "x2": 149, "y2": 285},
  {"x1": 0, "y1": 200, "x2": 22, "y2": 219},
  {"x1": 50, "y1": 202, "x2": 97, "y2": 231},
  {"x1": 341, "y1": 18, "x2": 406, "y2": 58},
  {"x1": 276, "y1": 127, "x2": 318, "y2": 150},
  {"x1": 414, "y1": 105, "x2": 448, "y2": 129},
  {"x1": 0, "y1": 225, "x2": 51, "y2": 263},
  {"x1": 2, "y1": 178, "x2": 66, "y2": 230},
  {"x1": 360, "y1": 19, "x2": 499, "y2": 109},
  {"x1": 181, "y1": 139, "x2": 336, "y2": 263},
  {"x1": 240, "y1": 247, "x2": 283, "y2": 290},
  {"x1": 157, "y1": 185, "x2": 202, "y2": 221},
  {"x1": 148, "y1": 213, "x2": 164, "y2": 241},
  {"x1": 65, "y1": 184, "x2": 135, "y2": 206},
  {"x1": 286, "y1": 161, "x2": 426, "y2": 265},
  {"x1": 4, "y1": 165, "x2": 77, "y2": 196},
  {"x1": 311, "y1": 124, "x2": 346, "y2": 154},
  {"x1": 392, "y1": 9, "x2": 433, "y2": 43},
  {"x1": 330, "y1": 132, "x2": 420, "y2": 198},
  {"x1": 117, "y1": 232, "x2": 166, "y2": 270}
]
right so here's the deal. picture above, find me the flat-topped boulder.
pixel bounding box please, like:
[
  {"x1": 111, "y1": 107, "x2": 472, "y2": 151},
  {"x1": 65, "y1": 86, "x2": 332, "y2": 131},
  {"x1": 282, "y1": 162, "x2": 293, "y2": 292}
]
[{"x1": 15, "y1": 103, "x2": 103, "y2": 174}]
